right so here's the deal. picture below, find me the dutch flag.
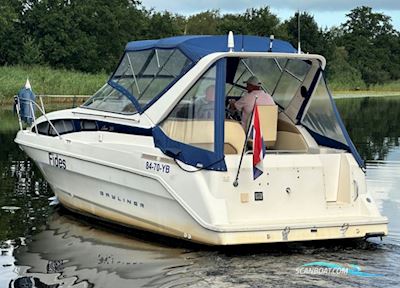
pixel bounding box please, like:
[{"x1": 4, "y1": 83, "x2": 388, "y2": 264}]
[{"x1": 251, "y1": 104, "x2": 266, "y2": 180}]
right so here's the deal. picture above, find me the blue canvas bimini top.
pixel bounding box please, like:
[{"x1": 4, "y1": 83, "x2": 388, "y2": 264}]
[
  {"x1": 121, "y1": 35, "x2": 364, "y2": 170},
  {"x1": 125, "y1": 35, "x2": 297, "y2": 62}
]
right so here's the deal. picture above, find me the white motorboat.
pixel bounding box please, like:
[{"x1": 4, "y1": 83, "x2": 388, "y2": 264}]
[{"x1": 14, "y1": 33, "x2": 388, "y2": 245}]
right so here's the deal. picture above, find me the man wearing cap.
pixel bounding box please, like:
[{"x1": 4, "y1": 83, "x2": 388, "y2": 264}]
[{"x1": 231, "y1": 76, "x2": 275, "y2": 129}]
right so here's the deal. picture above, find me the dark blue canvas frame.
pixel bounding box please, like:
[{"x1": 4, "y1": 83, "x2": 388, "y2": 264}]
[{"x1": 152, "y1": 59, "x2": 228, "y2": 171}]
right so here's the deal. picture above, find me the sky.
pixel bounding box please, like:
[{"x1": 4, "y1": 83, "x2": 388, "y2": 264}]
[{"x1": 140, "y1": 0, "x2": 400, "y2": 30}]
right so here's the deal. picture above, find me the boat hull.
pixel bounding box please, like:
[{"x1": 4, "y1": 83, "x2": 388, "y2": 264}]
[{"x1": 15, "y1": 130, "x2": 388, "y2": 245}]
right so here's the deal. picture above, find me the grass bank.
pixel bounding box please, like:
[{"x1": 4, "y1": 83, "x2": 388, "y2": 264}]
[
  {"x1": 331, "y1": 79, "x2": 400, "y2": 94},
  {"x1": 330, "y1": 80, "x2": 400, "y2": 98},
  {"x1": 0, "y1": 65, "x2": 107, "y2": 104},
  {"x1": 1, "y1": 65, "x2": 400, "y2": 104},
  {"x1": 370, "y1": 80, "x2": 400, "y2": 91}
]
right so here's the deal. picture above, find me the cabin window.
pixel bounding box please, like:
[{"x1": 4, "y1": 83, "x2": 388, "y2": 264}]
[
  {"x1": 36, "y1": 122, "x2": 49, "y2": 135},
  {"x1": 302, "y1": 76, "x2": 347, "y2": 145},
  {"x1": 83, "y1": 84, "x2": 137, "y2": 114},
  {"x1": 81, "y1": 120, "x2": 97, "y2": 131},
  {"x1": 112, "y1": 49, "x2": 192, "y2": 108},
  {"x1": 49, "y1": 119, "x2": 74, "y2": 136},
  {"x1": 160, "y1": 66, "x2": 217, "y2": 152},
  {"x1": 34, "y1": 120, "x2": 74, "y2": 135},
  {"x1": 34, "y1": 120, "x2": 75, "y2": 136}
]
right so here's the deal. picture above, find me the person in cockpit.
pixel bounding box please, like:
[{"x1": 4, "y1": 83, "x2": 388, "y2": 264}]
[
  {"x1": 230, "y1": 76, "x2": 275, "y2": 128},
  {"x1": 195, "y1": 84, "x2": 215, "y2": 119}
]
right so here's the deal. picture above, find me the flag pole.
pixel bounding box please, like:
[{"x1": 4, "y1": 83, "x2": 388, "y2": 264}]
[
  {"x1": 297, "y1": 9, "x2": 301, "y2": 54},
  {"x1": 233, "y1": 97, "x2": 258, "y2": 187}
]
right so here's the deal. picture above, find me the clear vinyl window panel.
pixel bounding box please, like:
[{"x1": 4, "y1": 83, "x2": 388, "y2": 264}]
[
  {"x1": 160, "y1": 66, "x2": 217, "y2": 152},
  {"x1": 112, "y1": 49, "x2": 192, "y2": 108},
  {"x1": 83, "y1": 84, "x2": 137, "y2": 114},
  {"x1": 227, "y1": 57, "x2": 310, "y2": 109},
  {"x1": 302, "y1": 76, "x2": 347, "y2": 145},
  {"x1": 230, "y1": 58, "x2": 281, "y2": 95},
  {"x1": 273, "y1": 59, "x2": 311, "y2": 108}
]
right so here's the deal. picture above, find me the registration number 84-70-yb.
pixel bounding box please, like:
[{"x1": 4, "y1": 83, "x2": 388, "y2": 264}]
[{"x1": 145, "y1": 161, "x2": 170, "y2": 174}]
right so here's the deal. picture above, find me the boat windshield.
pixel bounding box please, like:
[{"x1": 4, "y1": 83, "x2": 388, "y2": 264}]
[
  {"x1": 83, "y1": 83, "x2": 137, "y2": 114},
  {"x1": 226, "y1": 57, "x2": 311, "y2": 108},
  {"x1": 83, "y1": 48, "x2": 193, "y2": 114}
]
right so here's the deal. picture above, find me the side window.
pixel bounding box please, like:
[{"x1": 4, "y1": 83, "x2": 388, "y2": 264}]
[
  {"x1": 302, "y1": 76, "x2": 347, "y2": 145},
  {"x1": 81, "y1": 120, "x2": 97, "y2": 131},
  {"x1": 160, "y1": 66, "x2": 217, "y2": 152},
  {"x1": 36, "y1": 122, "x2": 49, "y2": 135},
  {"x1": 49, "y1": 120, "x2": 74, "y2": 136},
  {"x1": 35, "y1": 120, "x2": 74, "y2": 136}
]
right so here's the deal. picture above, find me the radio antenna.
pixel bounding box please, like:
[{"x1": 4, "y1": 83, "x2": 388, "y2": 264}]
[{"x1": 297, "y1": 10, "x2": 301, "y2": 54}]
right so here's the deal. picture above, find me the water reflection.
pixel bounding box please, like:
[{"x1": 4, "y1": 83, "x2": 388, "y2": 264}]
[
  {"x1": 336, "y1": 96, "x2": 400, "y2": 161},
  {"x1": 4, "y1": 209, "x2": 400, "y2": 288},
  {"x1": 336, "y1": 97, "x2": 400, "y2": 248},
  {"x1": 0, "y1": 125, "x2": 52, "y2": 242},
  {"x1": 366, "y1": 159, "x2": 400, "y2": 246},
  {"x1": 10, "y1": 210, "x2": 195, "y2": 288}
]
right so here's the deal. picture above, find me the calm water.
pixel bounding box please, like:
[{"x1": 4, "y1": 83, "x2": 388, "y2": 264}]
[{"x1": 1, "y1": 97, "x2": 400, "y2": 288}]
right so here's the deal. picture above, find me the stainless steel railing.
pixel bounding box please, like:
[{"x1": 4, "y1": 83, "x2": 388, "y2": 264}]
[{"x1": 14, "y1": 95, "x2": 62, "y2": 139}]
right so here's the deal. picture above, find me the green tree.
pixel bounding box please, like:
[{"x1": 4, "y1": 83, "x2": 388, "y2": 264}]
[
  {"x1": 244, "y1": 7, "x2": 283, "y2": 37},
  {"x1": 217, "y1": 13, "x2": 249, "y2": 35},
  {"x1": 218, "y1": 7, "x2": 285, "y2": 38},
  {"x1": 339, "y1": 6, "x2": 398, "y2": 85},
  {"x1": 21, "y1": 36, "x2": 43, "y2": 65},
  {"x1": 375, "y1": 31, "x2": 400, "y2": 80},
  {"x1": 23, "y1": 0, "x2": 146, "y2": 72},
  {"x1": 144, "y1": 10, "x2": 184, "y2": 38},
  {"x1": 0, "y1": 0, "x2": 24, "y2": 65},
  {"x1": 327, "y1": 46, "x2": 365, "y2": 90},
  {"x1": 284, "y1": 12, "x2": 330, "y2": 56},
  {"x1": 342, "y1": 6, "x2": 395, "y2": 38},
  {"x1": 186, "y1": 10, "x2": 219, "y2": 35}
]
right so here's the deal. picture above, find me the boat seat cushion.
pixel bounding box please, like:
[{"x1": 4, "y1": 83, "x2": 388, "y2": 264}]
[
  {"x1": 161, "y1": 119, "x2": 245, "y2": 154},
  {"x1": 272, "y1": 131, "x2": 308, "y2": 151},
  {"x1": 258, "y1": 105, "x2": 278, "y2": 147}
]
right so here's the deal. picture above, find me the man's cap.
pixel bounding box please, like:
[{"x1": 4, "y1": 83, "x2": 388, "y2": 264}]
[{"x1": 244, "y1": 76, "x2": 261, "y2": 86}]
